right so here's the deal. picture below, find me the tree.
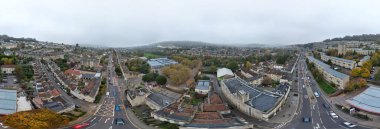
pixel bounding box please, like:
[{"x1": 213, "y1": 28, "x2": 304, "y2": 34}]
[
  {"x1": 351, "y1": 68, "x2": 362, "y2": 77},
  {"x1": 155, "y1": 75, "x2": 167, "y2": 85},
  {"x1": 15, "y1": 65, "x2": 25, "y2": 81},
  {"x1": 360, "y1": 68, "x2": 370, "y2": 78},
  {"x1": 209, "y1": 65, "x2": 217, "y2": 73},
  {"x1": 1, "y1": 58, "x2": 13, "y2": 65},
  {"x1": 142, "y1": 72, "x2": 158, "y2": 82},
  {"x1": 226, "y1": 61, "x2": 239, "y2": 72},
  {"x1": 362, "y1": 61, "x2": 372, "y2": 71},
  {"x1": 161, "y1": 64, "x2": 191, "y2": 85},
  {"x1": 327, "y1": 59, "x2": 332, "y2": 66},
  {"x1": 1, "y1": 109, "x2": 69, "y2": 129},
  {"x1": 245, "y1": 61, "x2": 253, "y2": 69},
  {"x1": 262, "y1": 76, "x2": 272, "y2": 86}
]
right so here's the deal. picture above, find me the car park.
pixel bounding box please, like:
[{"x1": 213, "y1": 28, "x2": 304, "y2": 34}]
[{"x1": 343, "y1": 122, "x2": 357, "y2": 128}]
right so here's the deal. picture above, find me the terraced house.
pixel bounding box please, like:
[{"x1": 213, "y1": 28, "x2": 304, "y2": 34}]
[{"x1": 307, "y1": 56, "x2": 350, "y2": 89}]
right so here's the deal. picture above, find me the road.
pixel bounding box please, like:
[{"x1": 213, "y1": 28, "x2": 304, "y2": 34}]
[
  {"x1": 82, "y1": 54, "x2": 137, "y2": 129},
  {"x1": 283, "y1": 52, "x2": 368, "y2": 129}
]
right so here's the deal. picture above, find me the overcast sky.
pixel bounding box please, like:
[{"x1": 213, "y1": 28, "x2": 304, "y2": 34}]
[{"x1": 0, "y1": 0, "x2": 379, "y2": 47}]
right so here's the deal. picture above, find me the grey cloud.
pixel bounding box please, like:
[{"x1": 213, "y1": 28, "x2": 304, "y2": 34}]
[{"x1": 0, "y1": 0, "x2": 379, "y2": 47}]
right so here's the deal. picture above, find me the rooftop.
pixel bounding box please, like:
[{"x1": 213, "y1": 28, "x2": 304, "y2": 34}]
[
  {"x1": 195, "y1": 80, "x2": 210, "y2": 91},
  {"x1": 0, "y1": 89, "x2": 17, "y2": 115},
  {"x1": 223, "y1": 77, "x2": 288, "y2": 112},
  {"x1": 147, "y1": 58, "x2": 178, "y2": 68},
  {"x1": 346, "y1": 86, "x2": 380, "y2": 114},
  {"x1": 307, "y1": 56, "x2": 349, "y2": 80},
  {"x1": 217, "y1": 68, "x2": 234, "y2": 78}
]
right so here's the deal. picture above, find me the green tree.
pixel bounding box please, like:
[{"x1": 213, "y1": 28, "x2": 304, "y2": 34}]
[
  {"x1": 245, "y1": 61, "x2": 253, "y2": 69},
  {"x1": 142, "y1": 72, "x2": 158, "y2": 82},
  {"x1": 226, "y1": 61, "x2": 239, "y2": 72},
  {"x1": 209, "y1": 65, "x2": 217, "y2": 73},
  {"x1": 155, "y1": 75, "x2": 167, "y2": 85}
]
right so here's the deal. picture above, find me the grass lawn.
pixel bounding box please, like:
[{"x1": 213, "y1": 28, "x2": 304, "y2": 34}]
[
  {"x1": 317, "y1": 80, "x2": 336, "y2": 94},
  {"x1": 144, "y1": 53, "x2": 163, "y2": 59}
]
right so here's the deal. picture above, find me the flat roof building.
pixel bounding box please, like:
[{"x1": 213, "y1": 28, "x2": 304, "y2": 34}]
[
  {"x1": 195, "y1": 80, "x2": 211, "y2": 95},
  {"x1": 147, "y1": 58, "x2": 178, "y2": 69},
  {"x1": 307, "y1": 56, "x2": 350, "y2": 89},
  {"x1": 320, "y1": 52, "x2": 356, "y2": 69},
  {"x1": 0, "y1": 89, "x2": 17, "y2": 115}
]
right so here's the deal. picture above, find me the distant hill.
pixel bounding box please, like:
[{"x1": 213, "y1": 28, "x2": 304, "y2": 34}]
[
  {"x1": 323, "y1": 34, "x2": 380, "y2": 43},
  {"x1": 0, "y1": 34, "x2": 37, "y2": 42}
]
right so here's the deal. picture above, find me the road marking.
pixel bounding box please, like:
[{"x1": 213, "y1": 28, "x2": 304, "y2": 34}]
[
  {"x1": 105, "y1": 118, "x2": 110, "y2": 123},
  {"x1": 109, "y1": 126, "x2": 112, "y2": 129},
  {"x1": 313, "y1": 104, "x2": 315, "y2": 110},
  {"x1": 99, "y1": 117, "x2": 103, "y2": 121},
  {"x1": 91, "y1": 117, "x2": 97, "y2": 122}
]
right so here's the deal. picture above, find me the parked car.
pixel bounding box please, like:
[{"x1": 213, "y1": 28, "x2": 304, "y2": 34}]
[
  {"x1": 323, "y1": 103, "x2": 330, "y2": 109},
  {"x1": 71, "y1": 122, "x2": 90, "y2": 129},
  {"x1": 303, "y1": 117, "x2": 311, "y2": 123},
  {"x1": 330, "y1": 111, "x2": 338, "y2": 118},
  {"x1": 343, "y1": 122, "x2": 357, "y2": 128},
  {"x1": 115, "y1": 118, "x2": 125, "y2": 125}
]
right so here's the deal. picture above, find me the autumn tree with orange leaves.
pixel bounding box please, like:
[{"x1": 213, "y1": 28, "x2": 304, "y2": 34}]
[{"x1": 1, "y1": 109, "x2": 69, "y2": 129}]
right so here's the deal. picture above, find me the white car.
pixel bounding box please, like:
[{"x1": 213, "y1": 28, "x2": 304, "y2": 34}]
[
  {"x1": 330, "y1": 112, "x2": 338, "y2": 118},
  {"x1": 343, "y1": 122, "x2": 357, "y2": 128}
]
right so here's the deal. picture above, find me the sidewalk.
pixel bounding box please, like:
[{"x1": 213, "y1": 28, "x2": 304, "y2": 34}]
[{"x1": 269, "y1": 91, "x2": 299, "y2": 128}]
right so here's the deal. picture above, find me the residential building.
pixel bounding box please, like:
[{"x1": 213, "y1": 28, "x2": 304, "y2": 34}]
[
  {"x1": 320, "y1": 52, "x2": 356, "y2": 69},
  {"x1": 1, "y1": 65, "x2": 16, "y2": 74},
  {"x1": 307, "y1": 56, "x2": 350, "y2": 89}
]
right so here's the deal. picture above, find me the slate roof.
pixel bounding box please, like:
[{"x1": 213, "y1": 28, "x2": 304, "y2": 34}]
[
  {"x1": 307, "y1": 56, "x2": 349, "y2": 80},
  {"x1": 223, "y1": 77, "x2": 287, "y2": 112},
  {"x1": 0, "y1": 89, "x2": 17, "y2": 115}
]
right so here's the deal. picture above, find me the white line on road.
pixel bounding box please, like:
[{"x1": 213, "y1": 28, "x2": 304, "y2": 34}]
[
  {"x1": 109, "y1": 126, "x2": 112, "y2": 129},
  {"x1": 91, "y1": 117, "x2": 97, "y2": 122},
  {"x1": 104, "y1": 118, "x2": 110, "y2": 123},
  {"x1": 99, "y1": 117, "x2": 103, "y2": 121}
]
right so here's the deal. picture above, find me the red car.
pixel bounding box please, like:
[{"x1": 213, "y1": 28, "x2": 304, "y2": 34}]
[{"x1": 71, "y1": 122, "x2": 90, "y2": 129}]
